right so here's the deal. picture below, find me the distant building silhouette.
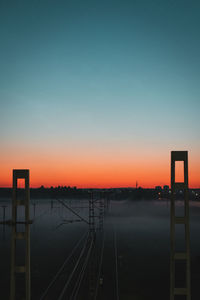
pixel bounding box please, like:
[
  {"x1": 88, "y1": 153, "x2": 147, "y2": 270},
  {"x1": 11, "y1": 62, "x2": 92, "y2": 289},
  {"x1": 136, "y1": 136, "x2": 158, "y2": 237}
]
[{"x1": 155, "y1": 186, "x2": 162, "y2": 190}]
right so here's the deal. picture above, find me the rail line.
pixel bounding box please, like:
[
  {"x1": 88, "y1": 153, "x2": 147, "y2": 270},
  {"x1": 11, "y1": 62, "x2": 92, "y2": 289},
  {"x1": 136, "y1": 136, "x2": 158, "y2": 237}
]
[
  {"x1": 40, "y1": 231, "x2": 88, "y2": 300},
  {"x1": 57, "y1": 236, "x2": 93, "y2": 300}
]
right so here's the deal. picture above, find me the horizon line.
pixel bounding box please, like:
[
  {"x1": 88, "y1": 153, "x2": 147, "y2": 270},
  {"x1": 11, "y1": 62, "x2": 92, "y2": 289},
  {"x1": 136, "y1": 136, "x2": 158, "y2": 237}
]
[{"x1": 0, "y1": 185, "x2": 200, "y2": 189}]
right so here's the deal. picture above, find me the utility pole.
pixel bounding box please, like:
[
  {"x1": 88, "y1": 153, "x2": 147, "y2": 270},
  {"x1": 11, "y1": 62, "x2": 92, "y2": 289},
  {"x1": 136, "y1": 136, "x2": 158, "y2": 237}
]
[
  {"x1": 10, "y1": 169, "x2": 31, "y2": 300},
  {"x1": 170, "y1": 151, "x2": 191, "y2": 300}
]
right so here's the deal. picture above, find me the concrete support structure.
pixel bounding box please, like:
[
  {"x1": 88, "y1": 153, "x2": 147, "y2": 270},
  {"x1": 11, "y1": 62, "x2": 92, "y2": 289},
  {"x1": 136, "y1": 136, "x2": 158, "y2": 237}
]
[
  {"x1": 1, "y1": 205, "x2": 7, "y2": 240},
  {"x1": 10, "y1": 169, "x2": 31, "y2": 300},
  {"x1": 170, "y1": 151, "x2": 191, "y2": 300}
]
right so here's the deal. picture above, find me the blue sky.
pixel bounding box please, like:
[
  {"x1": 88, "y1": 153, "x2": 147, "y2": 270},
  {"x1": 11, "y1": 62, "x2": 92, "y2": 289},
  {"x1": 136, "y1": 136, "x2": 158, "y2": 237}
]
[{"x1": 0, "y1": 0, "x2": 200, "y2": 187}]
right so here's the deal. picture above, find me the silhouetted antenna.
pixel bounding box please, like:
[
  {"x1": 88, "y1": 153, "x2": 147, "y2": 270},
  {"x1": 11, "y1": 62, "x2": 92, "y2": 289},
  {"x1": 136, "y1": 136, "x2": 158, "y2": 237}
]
[
  {"x1": 170, "y1": 151, "x2": 191, "y2": 300},
  {"x1": 136, "y1": 181, "x2": 138, "y2": 189}
]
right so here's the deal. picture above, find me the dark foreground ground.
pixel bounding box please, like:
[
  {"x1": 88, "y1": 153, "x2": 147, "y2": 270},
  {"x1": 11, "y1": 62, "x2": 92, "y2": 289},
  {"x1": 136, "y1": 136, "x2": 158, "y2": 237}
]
[{"x1": 0, "y1": 198, "x2": 200, "y2": 299}]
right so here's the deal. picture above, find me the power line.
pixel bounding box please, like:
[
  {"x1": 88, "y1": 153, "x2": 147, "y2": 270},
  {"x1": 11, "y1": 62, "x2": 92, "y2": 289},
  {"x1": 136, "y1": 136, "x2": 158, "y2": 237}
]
[
  {"x1": 94, "y1": 231, "x2": 105, "y2": 300},
  {"x1": 57, "y1": 199, "x2": 89, "y2": 225},
  {"x1": 39, "y1": 231, "x2": 88, "y2": 300},
  {"x1": 57, "y1": 235, "x2": 91, "y2": 300},
  {"x1": 70, "y1": 239, "x2": 93, "y2": 300}
]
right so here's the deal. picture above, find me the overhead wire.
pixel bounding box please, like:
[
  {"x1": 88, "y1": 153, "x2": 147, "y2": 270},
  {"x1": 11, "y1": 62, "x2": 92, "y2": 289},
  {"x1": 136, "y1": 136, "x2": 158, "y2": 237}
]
[
  {"x1": 57, "y1": 234, "x2": 91, "y2": 300},
  {"x1": 69, "y1": 238, "x2": 94, "y2": 300},
  {"x1": 39, "y1": 231, "x2": 88, "y2": 300},
  {"x1": 57, "y1": 199, "x2": 89, "y2": 224},
  {"x1": 94, "y1": 231, "x2": 105, "y2": 300}
]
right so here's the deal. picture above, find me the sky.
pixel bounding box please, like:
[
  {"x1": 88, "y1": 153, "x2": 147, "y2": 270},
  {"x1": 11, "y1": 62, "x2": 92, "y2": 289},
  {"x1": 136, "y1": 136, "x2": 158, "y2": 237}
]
[{"x1": 0, "y1": 0, "x2": 200, "y2": 188}]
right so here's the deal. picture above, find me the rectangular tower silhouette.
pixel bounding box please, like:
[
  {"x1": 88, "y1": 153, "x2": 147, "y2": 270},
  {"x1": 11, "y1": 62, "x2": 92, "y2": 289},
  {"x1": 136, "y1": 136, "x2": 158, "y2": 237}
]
[
  {"x1": 10, "y1": 169, "x2": 31, "y2": 300},
  {"x1": 170, "y1": 151, "x2": 191, "y2": 300}
]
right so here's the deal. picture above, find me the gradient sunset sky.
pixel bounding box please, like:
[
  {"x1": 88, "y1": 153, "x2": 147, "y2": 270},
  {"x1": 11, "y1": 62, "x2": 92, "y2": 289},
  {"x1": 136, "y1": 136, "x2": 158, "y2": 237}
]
[{"x1": 0, "y1": 0, "x2": 200, "y2": 188}]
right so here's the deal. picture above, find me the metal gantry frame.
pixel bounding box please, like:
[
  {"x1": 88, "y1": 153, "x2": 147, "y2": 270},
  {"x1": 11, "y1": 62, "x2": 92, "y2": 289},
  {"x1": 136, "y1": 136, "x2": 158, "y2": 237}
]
[
  {"x1": 99, "y1": 196, "x2": 104, "y2": 232},
  {"x1": 10, "y1": 169, "x2": 31, "y2": 300},
  {"x1": 88, "y1": 192, "x2": 96, "y2": 299},
  {"x1": 170, "y1": 151, "x2": 191, "y2": 300},
  {"x1": 89, "y1": 192, "x2": 95, "y2": 240}
]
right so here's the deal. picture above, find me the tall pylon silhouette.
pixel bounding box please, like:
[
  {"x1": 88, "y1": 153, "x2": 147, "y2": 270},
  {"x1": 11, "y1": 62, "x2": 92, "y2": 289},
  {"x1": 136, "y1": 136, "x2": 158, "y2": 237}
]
[
  {"x1": 170, "y1": 151, "x2": 191, "y2": 300},
  {"x1": 10, "y1": 169, "x2": 31, "y2": 300}
]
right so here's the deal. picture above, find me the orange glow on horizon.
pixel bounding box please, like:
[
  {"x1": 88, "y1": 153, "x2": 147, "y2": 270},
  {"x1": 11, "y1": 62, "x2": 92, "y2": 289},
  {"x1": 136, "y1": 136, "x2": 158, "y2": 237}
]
[
  {"x1": 0, "y1": 146, "x2": 199, "y2": 189},
  {"x1": 0, "y1": 158, "x2": 199, "y2": 189}
]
